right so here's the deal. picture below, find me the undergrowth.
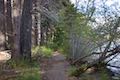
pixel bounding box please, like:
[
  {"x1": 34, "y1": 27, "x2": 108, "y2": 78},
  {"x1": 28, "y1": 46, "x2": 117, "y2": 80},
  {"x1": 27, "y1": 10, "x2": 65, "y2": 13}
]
[
  {"x1": 4, "y1": 59, "x2": 40, "y2": 80},
  {"x1": 16, "y1": 69, "x2": 41, "y2": 80},
  {"x1": 68, "y1": 65, "x2": 111, "y2": 80},
  {"x1": 32, "y1": 46, "x2": 53, "y2": 58}
]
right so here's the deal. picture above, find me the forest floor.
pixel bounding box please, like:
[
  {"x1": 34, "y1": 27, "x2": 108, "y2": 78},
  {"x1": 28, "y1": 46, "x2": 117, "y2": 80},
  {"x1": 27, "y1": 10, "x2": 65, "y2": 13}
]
[
  {"x1": 40, "y1": 51, "x2": 78, "y2": 80},
  {"x1": 40, "y1": 51, "x2": 111, "y2": 80},
  {"x1": 0, "y1": 51, "x2": 111, "y2": 80}
]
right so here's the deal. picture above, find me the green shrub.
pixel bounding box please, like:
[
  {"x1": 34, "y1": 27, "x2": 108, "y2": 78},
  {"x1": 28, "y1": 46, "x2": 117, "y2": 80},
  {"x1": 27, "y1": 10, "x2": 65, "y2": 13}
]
[
  {"x1": 6, "y1": 58, "x2": 39, "y2": 69},
  {"x1": 100, "y1": 70, "x2": 110, "y2": 80},
  {"x1": 6, "y1": 59, "x2": 29, "y2": 69},
  {"x1": 32, "y1": 46, "x2": 53, "y2": 58},
  {"x1": 32, "y1": 46, "x2": 41, "y2": 56},
  {"x1": 17, "y1": 70, "x2": 41, "y2": 80},
  {"x1": 5, "y1": 59, "x2": 41, "y2": 80},
  {"x1": 68, "y1": 64, "x2": 88, "y2": 77},
  {"x1": 40, "y1": 46, "x2": 53, "y2": 57},
  {"x1": 68, "y1": 66, "x2": 84, "y2": 77},
  {"x1": 68, "y1": 66, "x2": 78, "y2": 76}
]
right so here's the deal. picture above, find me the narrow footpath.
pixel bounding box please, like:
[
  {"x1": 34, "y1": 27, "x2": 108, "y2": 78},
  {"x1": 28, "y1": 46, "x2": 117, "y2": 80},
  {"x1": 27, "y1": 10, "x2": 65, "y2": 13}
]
[{"x1": 41, "y1": 51, "x2": 71, "y2": 80}]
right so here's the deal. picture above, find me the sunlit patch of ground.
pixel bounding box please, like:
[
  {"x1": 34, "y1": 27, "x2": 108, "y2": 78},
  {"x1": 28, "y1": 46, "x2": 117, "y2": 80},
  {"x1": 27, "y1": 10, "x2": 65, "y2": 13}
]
[{"x1": 0, "y1": 51, "x2": 11, "y2": 62}]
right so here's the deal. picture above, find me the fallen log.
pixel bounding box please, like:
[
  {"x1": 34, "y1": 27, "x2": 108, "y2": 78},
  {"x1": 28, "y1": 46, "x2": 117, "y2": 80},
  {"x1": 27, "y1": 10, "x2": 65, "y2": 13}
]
[
  {"x1": 72, "y1": 46, "x2": 120, "y2": 76},
  {"x1": 72, "y1": 52, "x2": 100, "y2": 65},
  {"x1": 72, "y1": 45, "x2": 120, "y2": 65}
]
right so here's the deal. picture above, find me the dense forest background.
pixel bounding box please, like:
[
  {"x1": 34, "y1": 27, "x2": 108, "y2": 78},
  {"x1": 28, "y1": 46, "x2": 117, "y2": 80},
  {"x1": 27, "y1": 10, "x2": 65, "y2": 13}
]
[
  {"x1": 0, "y1": 0, "x2": 69, "y2": 59},
  {"x1": 0, "y1": 0, "x2": 120, "y2": 80}
]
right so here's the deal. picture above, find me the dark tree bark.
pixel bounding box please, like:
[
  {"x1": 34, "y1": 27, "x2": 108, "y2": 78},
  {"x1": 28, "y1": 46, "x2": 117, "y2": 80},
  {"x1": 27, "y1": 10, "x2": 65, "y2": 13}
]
[
  {"x1": 0, "y1": 0, "x2": 4, "y2": 14},
  {"x1": 40, "y1": 26, "x2": 45, "y2": 46},
  {"x1": 33, "y1": 0, "x2": 38, "y2": 46},
  {"x1": 40, "y1": 16, "x2": 45, "y2": 46},
  {"x1": 40, "y1": 16, "x2": 48, "y2": 46},
  {"x1": 12, "y1": 0, "x2": 22, "y2": 59},
  {"x1": 6, "y1": 0, "x2": 13, "y2": 50},
  {"x1": 45, "y1": 21, "x2": 50, "y2": 44},
  {"x1": 20, "y1": 0, "x2": 32, "y2": 60},
  {"x1": 0, "y1": 0, "x2": 6, "y2": 50},
  {"x1": 34, "y1": 15, "x2": 38, "y2": 46}
]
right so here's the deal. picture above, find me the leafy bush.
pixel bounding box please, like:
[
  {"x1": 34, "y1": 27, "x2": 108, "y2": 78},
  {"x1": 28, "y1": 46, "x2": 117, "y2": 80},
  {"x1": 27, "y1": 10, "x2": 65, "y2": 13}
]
[
  {"x1": 68, "y1": 66, "x2": 85, "y2": 77},
  {"x1": 32, "y1": 46, "x2": 53, "y2": 58},
  {"x1": 17, "y1": 70, "x2": 41, "y2": 80},
  {"x1": 32, "y1": 46, "x2": 41, "y2": 56},
  {"x1": 40, "y1": 46, "x2": 53, "y2": 58},
  {"x1": 5, "y1": 59, "x2": 41, "y2": 80},
  {"x1": 100, "y1": 70, "x2": 110, "y2": 80},
  {"x1": 6, "y1": 59, "x2": 39, "y2": 69},
  {"x1": 68, "y1": 66, "x2": 78, "y2": 76}
]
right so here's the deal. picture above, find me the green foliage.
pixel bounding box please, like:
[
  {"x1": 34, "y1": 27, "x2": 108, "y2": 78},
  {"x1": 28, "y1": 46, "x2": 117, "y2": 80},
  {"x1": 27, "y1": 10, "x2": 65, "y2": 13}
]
[
  {"x1": 58, "y1": 4, "x2": 92, "y2": 37},
  {"x1": 68, "y1": 65, "x2": 87, "y2": 77},
  {"x1": 5, "y1": 59, "x2": 41, "y2": 80},
  {"x1": 6, "y1": 59, "x2": 39, "y2": 69},
  {"x1": 32, "y1": 46, "x2": 41, "y2": 55},
  {"x1": 17, "y1": 70, "x2": 41, "y2": 80},
  {"x1": 53, "y1": 27, "x2": 66, "y2": 49},
  {"x1": 100, "y1": 70, "x2": 110, "y2": 80},
  {"x1": 7, "y1": 46, "x2": 52, "y2": 80},
  {"x1": 80, "y1": 75, "x2": 96, "y2": 80},
  {"x1": 53, "y1": 3, "x2": 94, "y2": 58},
  {"x1": 68, "y1": 66, "x2": 78, "y2": 76},
  {"x1": 32, "y1": 46, "x2": 53, "y2": 58},
  {"x1": 40, "y1": 46, "x2": 53, "y2": 57},
  {"x1": 68, "y1": 66, "x2": 110, "y2": 80}
]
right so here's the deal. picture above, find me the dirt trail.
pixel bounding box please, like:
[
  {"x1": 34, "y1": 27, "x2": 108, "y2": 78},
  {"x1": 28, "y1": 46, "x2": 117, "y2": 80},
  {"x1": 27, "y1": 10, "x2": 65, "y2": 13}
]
[{"x1": 41, "y1": 52, "x2": 71, "y2": 80}]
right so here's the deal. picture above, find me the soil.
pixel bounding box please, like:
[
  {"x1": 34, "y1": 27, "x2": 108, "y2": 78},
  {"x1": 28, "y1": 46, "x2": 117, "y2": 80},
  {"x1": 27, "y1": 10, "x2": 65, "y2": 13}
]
[
  {"x1": 40, "y1": 51, "x2": 73, "y2": 80},
  {"x1": 40, "y1": 51, "x2": 111, "y2": 80}
]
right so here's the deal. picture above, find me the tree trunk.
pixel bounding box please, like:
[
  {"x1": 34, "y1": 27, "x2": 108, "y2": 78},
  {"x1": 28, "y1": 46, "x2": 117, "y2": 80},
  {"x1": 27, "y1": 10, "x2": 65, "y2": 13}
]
[
  {"x1": 40, "y1": 26, "x2": 45, "y2": 46},
  {"x1": 12, "y1": 0, "x2": 22, "y2": 59},
  {"x1": 33, "y1": 0, "x2": 38, "y2": 46},
  {"x1": 34, "y1": 15, "x2": 38, "y2": 46},
  {"x1": 0, "y1": 0, "x2": 6, "y2": 50},
  {"x1": 0, "y1": 0, "x2": 4, "y2": 14},
  {"x1": 20, "y1": 0, "x2": 32, "y2": 60},
  {"x1": 6, "y1": 0, "x2": 13, "y2": 50}
]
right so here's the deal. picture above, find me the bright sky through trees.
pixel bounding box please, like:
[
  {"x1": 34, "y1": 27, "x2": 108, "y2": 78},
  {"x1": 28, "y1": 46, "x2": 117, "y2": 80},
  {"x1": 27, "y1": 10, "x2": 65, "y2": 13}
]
[
  {"x1": 70, "y1": 0, "x2": 120, "y2": 24},
  {"x1": 70, "y1": 0, "x2": 120, "y2": 13},
  {"x1": 70, "y1": 0, "x2": 120, "y2": 6}
]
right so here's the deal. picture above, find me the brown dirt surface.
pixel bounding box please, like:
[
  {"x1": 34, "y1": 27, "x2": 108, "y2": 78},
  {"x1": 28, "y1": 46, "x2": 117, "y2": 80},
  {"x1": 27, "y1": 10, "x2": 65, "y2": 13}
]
[{"x1": 41, "y1": 51, "x2": 73, "y2": 80}]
